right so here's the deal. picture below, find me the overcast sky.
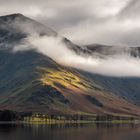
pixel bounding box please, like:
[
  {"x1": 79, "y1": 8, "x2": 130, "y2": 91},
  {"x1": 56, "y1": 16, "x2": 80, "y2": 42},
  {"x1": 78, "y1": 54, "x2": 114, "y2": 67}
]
[{"x1": 0, "y1": 0, "x2": 140, "y2": 46}]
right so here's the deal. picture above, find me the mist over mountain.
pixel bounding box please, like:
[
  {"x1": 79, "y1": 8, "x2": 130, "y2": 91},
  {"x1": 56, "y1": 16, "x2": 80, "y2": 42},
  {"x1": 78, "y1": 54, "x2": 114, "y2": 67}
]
[
  {"x1": 0, "y1": 14, "x2": 140, "y2": 117},
  {"x1": 2, "y1": 14, "x2": 140, "y2": 77}
]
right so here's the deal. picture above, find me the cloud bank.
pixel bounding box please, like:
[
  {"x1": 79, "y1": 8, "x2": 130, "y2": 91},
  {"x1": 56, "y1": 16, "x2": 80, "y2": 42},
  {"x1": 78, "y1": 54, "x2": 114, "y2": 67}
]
[{"x1": 13, "y1": 34, "x2": 140, "y2": 77}]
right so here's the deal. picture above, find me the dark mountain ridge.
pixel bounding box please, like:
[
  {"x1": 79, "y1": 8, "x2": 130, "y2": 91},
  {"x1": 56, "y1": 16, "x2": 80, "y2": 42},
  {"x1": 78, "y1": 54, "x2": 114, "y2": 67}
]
[{"x1": 84, "y1": 44, "x2": 140, "y2": 58}]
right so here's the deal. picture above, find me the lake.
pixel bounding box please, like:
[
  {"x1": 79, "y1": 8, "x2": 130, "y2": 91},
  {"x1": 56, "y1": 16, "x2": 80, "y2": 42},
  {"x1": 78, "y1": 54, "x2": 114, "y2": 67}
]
[{"x1": 0, "y1": 123, "x2": 140, "y2": 140}]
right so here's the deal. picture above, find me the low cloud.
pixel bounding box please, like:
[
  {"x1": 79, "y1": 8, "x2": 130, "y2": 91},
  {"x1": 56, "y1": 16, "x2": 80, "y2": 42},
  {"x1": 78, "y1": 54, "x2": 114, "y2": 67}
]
[{"x1": 13, "y1": 34, "x2": 140, "y2": 77}]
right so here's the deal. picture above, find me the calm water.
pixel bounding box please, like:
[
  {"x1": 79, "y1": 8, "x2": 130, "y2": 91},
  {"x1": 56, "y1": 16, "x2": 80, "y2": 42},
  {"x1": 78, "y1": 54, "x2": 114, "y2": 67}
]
[{"x1": 0, "y1": 123, "x2": 140, "y2": 140}]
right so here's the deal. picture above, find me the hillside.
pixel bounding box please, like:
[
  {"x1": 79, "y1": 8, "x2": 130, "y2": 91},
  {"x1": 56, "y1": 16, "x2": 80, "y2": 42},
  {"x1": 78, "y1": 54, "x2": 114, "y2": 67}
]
[
  {"x1": 0, "y1": 13, "x2": 140, "y2": 117},
  {"x1": 80, "y1": 44, "x2": 140, "y2": 105}
]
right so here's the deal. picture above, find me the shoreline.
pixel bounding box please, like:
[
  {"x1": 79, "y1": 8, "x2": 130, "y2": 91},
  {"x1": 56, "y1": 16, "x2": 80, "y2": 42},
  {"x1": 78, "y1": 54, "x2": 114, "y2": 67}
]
[{"x1": 0, "y1": 120, "x2": 139, "y2": 125}]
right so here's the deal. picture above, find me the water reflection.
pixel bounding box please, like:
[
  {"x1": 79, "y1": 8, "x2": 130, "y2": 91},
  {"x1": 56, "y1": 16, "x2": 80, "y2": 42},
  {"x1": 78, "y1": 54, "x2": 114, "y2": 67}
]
[{"x1": 0, "y1": 123, "x2": 139, "y2": 140}]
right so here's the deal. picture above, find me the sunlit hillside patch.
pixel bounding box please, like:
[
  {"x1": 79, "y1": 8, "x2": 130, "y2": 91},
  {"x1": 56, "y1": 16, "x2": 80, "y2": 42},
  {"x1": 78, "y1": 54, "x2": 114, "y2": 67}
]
[{"x1": 38, "y1": 67, "x2": 93, "y2": 91}]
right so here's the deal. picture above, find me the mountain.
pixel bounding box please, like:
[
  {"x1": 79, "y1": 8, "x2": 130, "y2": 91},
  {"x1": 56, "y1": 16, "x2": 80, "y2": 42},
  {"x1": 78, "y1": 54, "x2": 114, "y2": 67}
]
[
  {"x1": 79, "y1": 44, "x2": 140, "y2": 105},
  {"x1": 85, "y1": 44, "x2": 140, "y2": 57},
  {"x1": 0, "y1": 13, "x2": 140, "y2": 117}
]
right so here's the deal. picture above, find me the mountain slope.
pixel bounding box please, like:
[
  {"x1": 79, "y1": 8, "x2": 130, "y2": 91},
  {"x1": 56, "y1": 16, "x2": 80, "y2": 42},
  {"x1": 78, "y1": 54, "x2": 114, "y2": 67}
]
[
  {"x1": 0, "y1": 14, "x2": 140, "y2": 117},
  {"x1": 78, "y1": 44, "x2": 140, "y2": 105}
]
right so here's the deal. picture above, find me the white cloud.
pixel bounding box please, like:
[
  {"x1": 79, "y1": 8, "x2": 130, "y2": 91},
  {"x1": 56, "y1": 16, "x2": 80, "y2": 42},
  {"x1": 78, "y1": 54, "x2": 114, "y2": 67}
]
[{"x1": 13, "y1": 34, "x2": 140, "y2": 77}]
